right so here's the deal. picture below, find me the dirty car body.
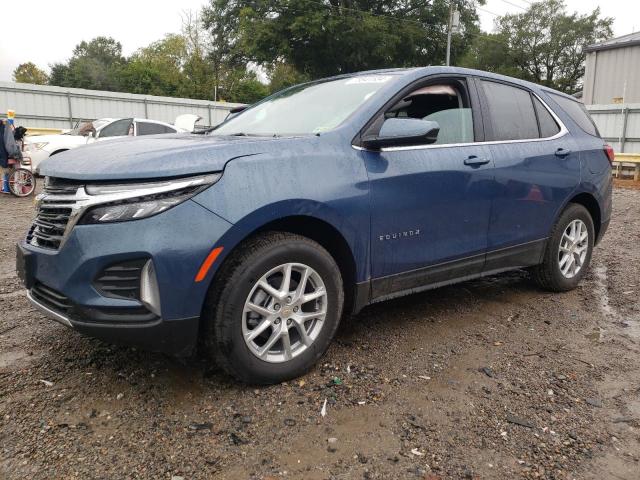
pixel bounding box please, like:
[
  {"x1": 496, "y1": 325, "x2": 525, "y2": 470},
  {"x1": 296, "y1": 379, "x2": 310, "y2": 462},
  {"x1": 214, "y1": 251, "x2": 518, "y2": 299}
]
[{"x1": 17, "y1": 67, "x2": 612, "y2": 383}]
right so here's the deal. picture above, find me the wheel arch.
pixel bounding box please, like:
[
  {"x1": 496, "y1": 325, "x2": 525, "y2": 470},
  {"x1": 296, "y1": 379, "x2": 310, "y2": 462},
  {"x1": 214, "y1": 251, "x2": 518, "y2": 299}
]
[
  {"x1": 50, "y1": 149, "x2": 69, "y2": 156},
  {"x1": 211, "y1": 214, "x2": 360, "y2": 316},
  {"x1": 568, "y1": 192, "x2": 602, "y2": 242}
]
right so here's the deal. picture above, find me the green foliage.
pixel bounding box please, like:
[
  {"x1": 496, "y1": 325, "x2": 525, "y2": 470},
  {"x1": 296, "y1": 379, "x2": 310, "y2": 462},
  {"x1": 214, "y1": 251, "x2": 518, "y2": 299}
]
[
  {"x1": 32, "y1": 0, "x2": 614, "y2": 103},
  {"x1": 48, "y1": 36, "x2": 126, "y2": 91},
  {"x1": 221, "y1": 0, "x2": 481, "y2": 78},
  {"x1": 229, "y1": 71, "x2": 271, "y2": 103},
  {"x1": 461, "y1": 0, "x2": 613, "y2": 93},
  {"x1": 268, "y1": 63, "x2": 310, "y2": 94},
  {"x1": 118, "y1": 35, "x2": 188, "y2": 97},
  {"x1": 12, "y1": 62, "x2": 49, "y2": 84}
]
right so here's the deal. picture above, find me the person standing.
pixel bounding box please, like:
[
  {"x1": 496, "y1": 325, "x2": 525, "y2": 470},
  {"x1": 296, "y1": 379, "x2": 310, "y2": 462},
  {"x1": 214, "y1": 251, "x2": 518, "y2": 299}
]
[{"x1": 0, "y1": 119, "x2": 23, "y2": 194}]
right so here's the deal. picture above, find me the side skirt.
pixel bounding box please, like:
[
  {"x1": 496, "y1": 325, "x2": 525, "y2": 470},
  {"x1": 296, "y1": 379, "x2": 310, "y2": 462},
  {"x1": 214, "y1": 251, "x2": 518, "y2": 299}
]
[{"x1": 352, "y1": 238, "x2": 547, "y2": 311}]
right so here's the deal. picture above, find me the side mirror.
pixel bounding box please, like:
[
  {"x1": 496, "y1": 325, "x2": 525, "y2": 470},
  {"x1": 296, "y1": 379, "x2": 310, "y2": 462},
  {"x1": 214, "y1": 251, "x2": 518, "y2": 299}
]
[
  {"x1": 362, "y1": 118, "x2": 440, "y2": 150},
  {"x1": 225, "y1": 105, "x2": 248, "y2": 121}
]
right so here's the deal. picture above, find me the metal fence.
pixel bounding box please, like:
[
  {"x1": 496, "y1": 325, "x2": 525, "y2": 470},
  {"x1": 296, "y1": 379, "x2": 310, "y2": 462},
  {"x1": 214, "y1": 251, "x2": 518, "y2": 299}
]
[
  {"x1": 586, "y1": 103, "x2": 640, "y2": 154},
  {"x1": 2, "y1": 81, "x2": 637, "y2": 154},
  {"x1": 0, "y1": 81, "x2": 242, "y2": 130}
]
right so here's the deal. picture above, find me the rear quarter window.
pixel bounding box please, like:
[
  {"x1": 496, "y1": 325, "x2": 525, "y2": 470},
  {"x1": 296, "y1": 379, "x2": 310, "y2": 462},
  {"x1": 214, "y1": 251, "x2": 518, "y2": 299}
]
[{"x1": 547, "y1": 92, "x2": 599, "y2": 137}]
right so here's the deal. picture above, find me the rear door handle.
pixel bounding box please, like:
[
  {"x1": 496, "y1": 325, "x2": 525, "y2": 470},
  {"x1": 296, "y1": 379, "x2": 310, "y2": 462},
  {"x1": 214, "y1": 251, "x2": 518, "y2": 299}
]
[
  {"x1": 464, "y1": 155, "x2": 490, "y2": 167},
  {"x1": 555, "y1": 147, "x2": 572, "y2": 158}
]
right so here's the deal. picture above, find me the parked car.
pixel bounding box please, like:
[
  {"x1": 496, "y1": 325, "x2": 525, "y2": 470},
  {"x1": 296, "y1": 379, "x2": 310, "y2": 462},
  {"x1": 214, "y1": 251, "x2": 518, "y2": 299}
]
[
  {"x1": 17, "y1": 67, "x2": 612, "y2": 384},
  {"x1": 24, "y1": 115, "x2": 200, "y2": 174}
]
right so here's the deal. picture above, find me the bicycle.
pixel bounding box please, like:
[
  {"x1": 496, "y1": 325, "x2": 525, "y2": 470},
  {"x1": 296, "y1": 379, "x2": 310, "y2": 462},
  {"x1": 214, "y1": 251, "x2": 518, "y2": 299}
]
[{"x1": 6, "y1": 157, "x2": 36, "y2": 197}]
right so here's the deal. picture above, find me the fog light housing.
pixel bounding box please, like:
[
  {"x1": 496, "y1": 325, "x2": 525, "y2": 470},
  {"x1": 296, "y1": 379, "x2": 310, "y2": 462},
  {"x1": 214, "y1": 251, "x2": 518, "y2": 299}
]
[{"x1": 140, "y1": 260, "x2": 161, "y2": 317}]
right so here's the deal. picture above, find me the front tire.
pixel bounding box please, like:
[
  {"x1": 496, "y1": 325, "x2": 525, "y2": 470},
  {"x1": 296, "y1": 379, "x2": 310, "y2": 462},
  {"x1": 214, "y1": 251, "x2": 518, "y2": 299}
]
[
  {"x1": 203, "y1": 232, "x2": 344, "y2": 384},
  {"x1": 531, "y1": 203, "x2": 594, "y2": 292}
]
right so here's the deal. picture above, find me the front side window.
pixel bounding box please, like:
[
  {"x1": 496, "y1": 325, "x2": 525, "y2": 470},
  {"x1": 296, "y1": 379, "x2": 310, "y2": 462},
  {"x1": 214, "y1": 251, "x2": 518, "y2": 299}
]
[
  {"x1": 99, "y1": 119, "x2": 133, "y2": 138},
  {"x1": 384, "y1": 82, "x2": 474, "y2": 145},
  {"x1": 212, "y1": 75, "x2": 396, "y2": 137},
  {"x1": 481, "y1": 81, "x2": 539, "y2": 141}
]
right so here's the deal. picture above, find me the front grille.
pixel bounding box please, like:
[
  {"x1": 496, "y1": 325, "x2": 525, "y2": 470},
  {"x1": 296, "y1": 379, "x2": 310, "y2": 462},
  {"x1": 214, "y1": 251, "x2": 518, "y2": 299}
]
[
  {"x1": 27, "y1": 178, "x2": 79, "y2": 250},
  {"x1": 31, "y1": 282, "x2": 72, "y2": 314},
  {"x1": 94, "y1": 259, "x2": 146, "y2": 300}
]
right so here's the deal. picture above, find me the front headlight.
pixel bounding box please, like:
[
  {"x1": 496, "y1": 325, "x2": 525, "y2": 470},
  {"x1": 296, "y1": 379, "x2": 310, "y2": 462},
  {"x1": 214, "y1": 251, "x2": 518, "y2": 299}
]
[
  {"x1": 31, "y1": 142, "x2": 49, "y2": 150},
  {"x1": 78, "y1": 173, "x2": 220, "y2": 225}
]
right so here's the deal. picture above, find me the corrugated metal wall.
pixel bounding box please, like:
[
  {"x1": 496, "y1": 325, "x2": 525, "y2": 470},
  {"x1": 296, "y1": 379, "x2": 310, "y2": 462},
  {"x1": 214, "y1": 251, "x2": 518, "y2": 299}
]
[
  {"x1": 587, "y1": 104, "x2": 640, "y2": 153},
  {"x1": 0, "y1": 81, "x2": 243, "y2": 129},
  {"x1": 583, "y1": 45, "x2": 640, "y2": 105}
]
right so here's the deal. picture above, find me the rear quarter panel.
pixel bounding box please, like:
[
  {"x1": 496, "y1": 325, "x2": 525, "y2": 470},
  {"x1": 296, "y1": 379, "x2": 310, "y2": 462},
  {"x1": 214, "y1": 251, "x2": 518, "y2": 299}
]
[{"x1": 540, "y1": 91, "x2": 613, "y2": 226}]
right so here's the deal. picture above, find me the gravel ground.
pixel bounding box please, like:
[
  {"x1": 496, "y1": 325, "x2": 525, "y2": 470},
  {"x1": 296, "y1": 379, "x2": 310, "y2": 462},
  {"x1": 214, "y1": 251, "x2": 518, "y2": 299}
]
[{"x1": 1, "y1": 186, "x2": 639, "y2": 480}]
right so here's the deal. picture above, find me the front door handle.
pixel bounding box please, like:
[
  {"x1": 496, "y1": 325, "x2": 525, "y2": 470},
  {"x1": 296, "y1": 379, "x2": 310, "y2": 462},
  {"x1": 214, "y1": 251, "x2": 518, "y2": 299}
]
[
  {"x1": 464, "y1": 155, "x2": 490, "y2": 167},
  {"x1": 555, "y1": 147, "x2": 572, "y2": 158}
]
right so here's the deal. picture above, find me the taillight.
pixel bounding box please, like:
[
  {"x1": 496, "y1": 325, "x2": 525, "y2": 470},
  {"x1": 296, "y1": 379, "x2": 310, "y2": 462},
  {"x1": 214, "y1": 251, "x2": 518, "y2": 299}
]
[{"x1": 604, "y1": 144, "x2": 615, "y2": 164}]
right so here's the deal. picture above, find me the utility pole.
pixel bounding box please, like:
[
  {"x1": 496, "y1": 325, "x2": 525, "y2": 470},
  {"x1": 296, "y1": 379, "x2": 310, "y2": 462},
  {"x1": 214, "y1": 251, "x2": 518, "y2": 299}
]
[
  {"x1": 446, "y1": 1, "x2": 453, "y2": 66},
  {"x1": 445, "y1": 2, "x2": 460, "y2": 66}
]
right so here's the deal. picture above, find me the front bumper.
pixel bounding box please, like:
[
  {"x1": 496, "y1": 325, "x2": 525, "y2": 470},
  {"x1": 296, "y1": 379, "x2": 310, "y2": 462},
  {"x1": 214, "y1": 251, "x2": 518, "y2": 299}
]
[
  {"x1": 26, "y1": 289, "x2": 200, "y2": 355},
  {"x1": 19, "y1": 198, "x2": 232, "y2": 355}
]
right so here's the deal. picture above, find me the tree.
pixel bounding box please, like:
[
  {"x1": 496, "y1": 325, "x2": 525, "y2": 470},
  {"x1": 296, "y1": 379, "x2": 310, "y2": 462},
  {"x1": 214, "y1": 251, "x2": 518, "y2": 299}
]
[
  {"x1": 12, "y1": 62, "x2": 49, "y2": 84},
  {"x1": 229, "y1": 71, "x2": 270, "y2": 103},
  {"x1": 268, "y1": 62, "x2": 310, "y2": 94},
  {"x1": 458, "y1": 33, "x2": 519, "y2": 77},
  {"x1": 119, "y1": 35, "x2": 189, "y2": 97},
  {"x1": 461, "y1": 0, "x2": 613, "y2": 93},
  {"x1": 200, "y1": 3, "x2": 250, "y2": 100},
  {"x1": 49, "y1": 36, "x2": 126, "y2": 91},
  {"x1": 202, "y1": 0, "x2": 481, "y2": 80}
]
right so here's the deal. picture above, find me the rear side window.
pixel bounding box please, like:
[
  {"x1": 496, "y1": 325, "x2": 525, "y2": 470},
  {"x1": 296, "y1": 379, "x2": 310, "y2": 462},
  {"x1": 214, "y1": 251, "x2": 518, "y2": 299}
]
[
  {"x1": 548, "y1": 92, "x2": 599, "y2": 137},
  {"x1": 137, "y1": 122, "x2": 175, "y2": 135},
  {"x1": 533, "y1": 97, "x2": 561, "y2": 138},
  {"x1": 481, "y1": 81, "x2": 539, "y2": 141}
]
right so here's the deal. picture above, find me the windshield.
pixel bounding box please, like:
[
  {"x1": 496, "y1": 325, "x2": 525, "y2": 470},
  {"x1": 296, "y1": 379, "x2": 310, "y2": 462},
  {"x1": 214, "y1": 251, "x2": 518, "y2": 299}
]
[
  {"x1": 64, "y1": 119, "x2": 111, "y2": 136},
  {"x1": 212, "y1": 75, "x2": 396, "y2": 137}
]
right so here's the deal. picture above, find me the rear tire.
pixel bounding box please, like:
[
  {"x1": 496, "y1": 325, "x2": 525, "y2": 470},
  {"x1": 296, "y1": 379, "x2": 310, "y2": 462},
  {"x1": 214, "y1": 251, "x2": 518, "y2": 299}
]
[
  {"x1": 531, "y1": 203, "x2": 594, "y2": 292},
  {"x1": 202, "y1": 232, "x2": 344, "y2": 384}
]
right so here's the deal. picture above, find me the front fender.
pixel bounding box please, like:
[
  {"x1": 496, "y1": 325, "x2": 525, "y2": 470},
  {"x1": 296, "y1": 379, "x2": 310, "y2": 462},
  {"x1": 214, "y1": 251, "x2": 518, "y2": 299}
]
[
  {"x1": 190, "y1": 146, "x2": 371, "y2": 287},
  {"x1": 195, "y1": 199, "x2": 369, "y2": 285}
]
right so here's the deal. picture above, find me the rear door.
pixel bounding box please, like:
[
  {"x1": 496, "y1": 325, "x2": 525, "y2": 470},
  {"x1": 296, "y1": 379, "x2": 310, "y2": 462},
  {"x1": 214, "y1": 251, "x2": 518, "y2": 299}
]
[{"x1": 476, "y1": 78, "x2": 579, "y2": 270}]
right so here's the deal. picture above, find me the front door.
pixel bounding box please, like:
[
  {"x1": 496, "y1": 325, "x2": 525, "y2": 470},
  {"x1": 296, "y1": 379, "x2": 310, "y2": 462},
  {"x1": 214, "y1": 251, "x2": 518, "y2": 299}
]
[{"x1": 360, "y1": 77, "x2": 495, "y2": 299}]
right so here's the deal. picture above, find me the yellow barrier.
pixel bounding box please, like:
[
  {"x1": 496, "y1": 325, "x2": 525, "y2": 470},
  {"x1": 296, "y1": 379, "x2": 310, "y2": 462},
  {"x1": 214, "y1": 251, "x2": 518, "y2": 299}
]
[
  {"x1": 26, "y1": 127, "x2": 63, "y2": 136},
  {"x1": 613, "y1": 153, "x2": 640, "y2": 181}
]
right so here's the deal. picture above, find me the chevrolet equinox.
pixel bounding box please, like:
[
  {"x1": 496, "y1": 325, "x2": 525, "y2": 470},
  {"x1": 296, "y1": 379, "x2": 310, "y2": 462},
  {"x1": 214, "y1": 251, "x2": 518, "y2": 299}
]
[{"x1": 17, "y1": 67, "x2": 613, "y2": 384}]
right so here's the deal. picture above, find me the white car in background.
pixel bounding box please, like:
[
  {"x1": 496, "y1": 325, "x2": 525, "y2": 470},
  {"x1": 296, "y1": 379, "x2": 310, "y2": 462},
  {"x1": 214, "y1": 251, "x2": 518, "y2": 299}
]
[{"x1": 25, "y1": 115, "x2": 200, "y2": 174}]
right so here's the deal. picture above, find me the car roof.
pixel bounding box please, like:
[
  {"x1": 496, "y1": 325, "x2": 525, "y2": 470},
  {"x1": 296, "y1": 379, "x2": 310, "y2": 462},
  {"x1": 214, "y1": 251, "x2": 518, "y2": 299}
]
[
  {"x1": 95, "y1": 118, "x2": 175, "y2": 127},
  {"x1": 340, "y1": 66, "x2": 574, "y2": 100}
]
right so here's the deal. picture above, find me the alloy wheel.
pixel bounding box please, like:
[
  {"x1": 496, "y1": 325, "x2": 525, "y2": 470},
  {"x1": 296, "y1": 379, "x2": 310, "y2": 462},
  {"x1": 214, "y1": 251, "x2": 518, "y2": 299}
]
[
  {"x1": 558, "y1": 219, "x2": 589, "y2": 279},
  {"x1": 242, "y1": 262, "x2": 328, "y2": 363}
]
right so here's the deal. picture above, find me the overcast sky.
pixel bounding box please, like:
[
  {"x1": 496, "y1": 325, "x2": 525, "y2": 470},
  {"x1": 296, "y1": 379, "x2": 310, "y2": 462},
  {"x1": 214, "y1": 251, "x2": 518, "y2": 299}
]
[{"x1": 1, "y1": 0, "x2": 639, "y2": 82}]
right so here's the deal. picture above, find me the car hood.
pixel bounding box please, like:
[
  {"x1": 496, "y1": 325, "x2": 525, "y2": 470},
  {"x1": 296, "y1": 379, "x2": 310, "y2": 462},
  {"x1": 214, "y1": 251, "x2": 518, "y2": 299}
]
[
  {"x1": 26, "y1": 134, "x2": 88, "y2": 147},
  {"x1": 39, "y1": 134, "x2": 296, "y2": 181}
]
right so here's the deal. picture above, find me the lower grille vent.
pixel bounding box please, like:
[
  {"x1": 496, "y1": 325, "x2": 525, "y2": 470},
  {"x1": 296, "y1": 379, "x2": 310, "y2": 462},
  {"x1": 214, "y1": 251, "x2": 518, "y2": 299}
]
[{"x1": 94, "y1": 259, "x2": 147, "y2": 300}]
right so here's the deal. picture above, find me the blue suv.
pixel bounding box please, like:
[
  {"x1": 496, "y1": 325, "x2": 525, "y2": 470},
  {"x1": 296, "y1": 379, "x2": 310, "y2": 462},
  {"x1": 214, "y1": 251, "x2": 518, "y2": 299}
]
[{"x1": 17, "y1": 67, "x2": 612, "y2": 384}]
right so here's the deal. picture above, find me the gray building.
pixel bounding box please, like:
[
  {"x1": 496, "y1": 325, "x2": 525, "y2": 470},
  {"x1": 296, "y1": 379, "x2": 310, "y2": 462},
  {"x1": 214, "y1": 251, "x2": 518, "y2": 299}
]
[{"x1": 583, "y1": 32, "x2": 640, "y2": 105}]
